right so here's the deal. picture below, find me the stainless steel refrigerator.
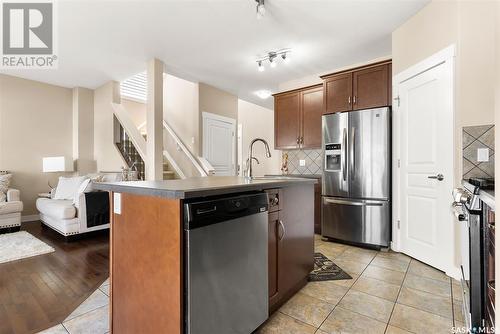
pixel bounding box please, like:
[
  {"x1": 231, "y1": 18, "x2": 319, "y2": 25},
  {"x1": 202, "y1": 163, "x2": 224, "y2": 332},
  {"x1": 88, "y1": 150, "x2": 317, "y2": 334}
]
[{"x1": 321, "y1": 107, "x2": 391, "y2": 248}]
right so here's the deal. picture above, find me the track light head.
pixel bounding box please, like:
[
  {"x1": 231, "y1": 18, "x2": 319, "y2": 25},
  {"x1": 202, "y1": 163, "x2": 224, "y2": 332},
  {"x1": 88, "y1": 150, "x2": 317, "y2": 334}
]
[
  {"x1": 281, "y1": 52, "x2": 291, "y2": 64},
  {"x1": 256, "y1": 0, "x2": 265, "y2": 19}
]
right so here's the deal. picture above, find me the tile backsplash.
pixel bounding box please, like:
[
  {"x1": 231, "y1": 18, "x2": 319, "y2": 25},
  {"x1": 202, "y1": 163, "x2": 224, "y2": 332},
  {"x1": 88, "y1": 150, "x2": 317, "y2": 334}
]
[
  {"x1": 463, "y1": 125, "x2": 495, "y2": 179},
  {"x1": 282, "y1": 149, "x2": 323, "y2": 175}
]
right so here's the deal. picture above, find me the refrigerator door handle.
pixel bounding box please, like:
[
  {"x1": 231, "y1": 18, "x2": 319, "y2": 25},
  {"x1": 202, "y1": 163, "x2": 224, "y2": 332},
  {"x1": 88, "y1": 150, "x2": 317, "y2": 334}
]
[
  {"x1": 342, "y1": 128, "x2": 347, "y2": 181},
  {"x1": 350, "y1": 127, "x2": 355, "y2": 180},
  {"x1": 324, "y1": 198, "x2": 384, "y2": 207}
]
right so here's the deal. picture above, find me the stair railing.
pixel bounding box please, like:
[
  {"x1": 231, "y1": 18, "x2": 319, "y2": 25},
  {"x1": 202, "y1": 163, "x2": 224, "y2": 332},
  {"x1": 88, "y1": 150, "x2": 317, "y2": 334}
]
[{"x1": 162, "y1": 120, "x2": 214, "y2": 177}]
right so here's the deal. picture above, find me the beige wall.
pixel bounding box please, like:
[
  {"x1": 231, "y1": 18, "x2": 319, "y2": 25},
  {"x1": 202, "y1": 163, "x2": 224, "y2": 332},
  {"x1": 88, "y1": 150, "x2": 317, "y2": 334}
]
[
  {"x1": 165, "y1": 75, "x2": 200, "y2": 156},
  {"x1": 392, "y1": 1, "x2": 459, "y2": 75},
  {"x1": 237, "y1": 99, "x2": 281, "y2": 176},
  {"x1": 199, "y1": 83, "x2": 238, "y2": 166},
  {"x1": 278, "y1": 55, "x2": 391, "y2": 93},
  {"x1": 495, "y1": 2, "x2": 499, "y2": 326},
  {"x1": 392, "y1": 0, "x2": 496, "y2": 183},
  {"x1": 0, "y1": 74, "x2": 73, "y2": 215},
  {"x1": 72, "y1": 87, "x2": 96, "y2": 174},
  {"x1": 122, "y1": 98, "x2": 147, "y2": 130},
  {"x1": 93, "y1": 81, "x2": 124, "y2": 173},
  {"x1": 392, "y1": 0, "x2": 497, "y2": 274}
]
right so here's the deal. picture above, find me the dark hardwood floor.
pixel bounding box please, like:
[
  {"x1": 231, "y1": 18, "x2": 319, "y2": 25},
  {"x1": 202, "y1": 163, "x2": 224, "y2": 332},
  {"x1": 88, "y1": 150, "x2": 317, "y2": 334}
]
[{"x1": 0, "y1": 222, "x2": 109, "y2": 334}]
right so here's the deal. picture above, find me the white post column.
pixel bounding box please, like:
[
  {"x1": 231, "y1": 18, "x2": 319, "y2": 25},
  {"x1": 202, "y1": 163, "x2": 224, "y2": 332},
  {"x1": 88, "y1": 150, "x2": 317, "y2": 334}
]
[{"x1": 146, "y1": 58, "x2": 164, "y2": 181}]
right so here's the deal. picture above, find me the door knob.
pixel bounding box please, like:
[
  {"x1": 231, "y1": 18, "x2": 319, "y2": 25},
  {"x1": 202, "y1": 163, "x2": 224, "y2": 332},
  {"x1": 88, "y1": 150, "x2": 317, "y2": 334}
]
[{"x1": 428, "y1": 174, "x2": 444, "y2": 181}]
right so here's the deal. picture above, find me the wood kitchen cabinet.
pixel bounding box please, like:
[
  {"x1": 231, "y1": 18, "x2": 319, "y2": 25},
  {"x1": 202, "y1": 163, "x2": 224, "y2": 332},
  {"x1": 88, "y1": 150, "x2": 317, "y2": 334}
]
[
  {"x1": 265, "y1": 185, "x2": 314, "y2": 313},
  {"x1": 274, "y1": 92, "x2": 301, "y2": 149},
  {"x1": 321, "y1": 61, "x2": 391, "y2": 114},
  {"x1": 352, "y1": 64, "x2": 389, "y2": 110},
  {"x1": 274, "y1": 84, "x2": 323, "y2": 150},
  {"x1": 301, "y1": 86, "x2": 324, "y2": 149},
  {"x1": 323, "y1": 72, "x2": 353, "y2": 114}
]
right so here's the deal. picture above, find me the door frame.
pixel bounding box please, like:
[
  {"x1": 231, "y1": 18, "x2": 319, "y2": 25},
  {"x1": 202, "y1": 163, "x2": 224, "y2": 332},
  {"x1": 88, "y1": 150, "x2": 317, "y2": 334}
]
[
  {"x1": 392, "y1": 45, "x2": 459, "y2": 278},
  {"x1": 202, "y1": 111, "x2": 237, "y2": 175}
]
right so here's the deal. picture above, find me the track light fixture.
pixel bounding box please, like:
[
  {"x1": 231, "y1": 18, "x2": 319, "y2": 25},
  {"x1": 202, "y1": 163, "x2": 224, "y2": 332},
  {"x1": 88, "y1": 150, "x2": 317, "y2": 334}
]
[
  {"x1": 255, "y1": 0, "x2": 265, "y2": 19},
  {"x1": 255, "y1": 49, "x2": 291, "y2": 72}
]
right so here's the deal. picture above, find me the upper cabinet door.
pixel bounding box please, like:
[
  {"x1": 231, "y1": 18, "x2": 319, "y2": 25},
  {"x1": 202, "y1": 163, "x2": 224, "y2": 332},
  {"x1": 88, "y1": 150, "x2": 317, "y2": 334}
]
[
  {"x1": 274, "y1": 92, "x2": 300, "y2": 149},
  {"x1": 352, "y1": 64, "x2": 389, "y2": 110},
  {"x1": 301, "y1": 86, "x2": 323, "y2": 149},
  {"x1": 324, "y1": 72, "x2": 352, "y2": 114}
]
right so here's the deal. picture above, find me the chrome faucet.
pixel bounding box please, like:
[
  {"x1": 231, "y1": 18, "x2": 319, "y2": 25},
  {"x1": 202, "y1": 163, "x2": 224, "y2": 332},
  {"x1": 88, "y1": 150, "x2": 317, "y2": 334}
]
[{"x1": 245, "y1": 138, "x2": 271, "y2": 179}]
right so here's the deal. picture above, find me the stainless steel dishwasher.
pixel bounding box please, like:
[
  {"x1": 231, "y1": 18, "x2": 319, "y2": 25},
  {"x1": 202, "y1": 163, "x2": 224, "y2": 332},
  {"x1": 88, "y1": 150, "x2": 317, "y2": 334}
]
[{"x1": 184, "y1": 192, "x2": 269, "y2": 334}]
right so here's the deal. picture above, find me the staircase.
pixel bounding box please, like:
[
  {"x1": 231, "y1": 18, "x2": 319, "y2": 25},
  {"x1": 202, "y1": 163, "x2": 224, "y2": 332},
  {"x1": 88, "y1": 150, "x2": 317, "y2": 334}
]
[
  {"x1": 112, "y1": 102, "x2": 213, "y2": 180},
  {"x1": 163, "y1": 159, "x2": 176, "y2": 180}
]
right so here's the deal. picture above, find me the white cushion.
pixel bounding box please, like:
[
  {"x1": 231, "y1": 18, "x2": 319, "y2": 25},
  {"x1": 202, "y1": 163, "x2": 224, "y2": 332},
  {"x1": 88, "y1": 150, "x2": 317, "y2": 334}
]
[
  {"x1": 73, "y1": 178, "x2": 91, "y2": 208},
  {"x1": 36, "y1": 198, "x2": 76, "y2": 219},
  {"x1": 0, "y1": 201, "x2": 23, "y2": 215},
  {"x1": 54, "y1": 176, "x2": 87, "y2": 200}
]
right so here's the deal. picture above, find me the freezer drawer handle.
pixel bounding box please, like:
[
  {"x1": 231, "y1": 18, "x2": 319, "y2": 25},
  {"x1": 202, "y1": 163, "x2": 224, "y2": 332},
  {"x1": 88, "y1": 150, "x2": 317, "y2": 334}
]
[{"x1": 324, "y1": 198, "x2": 384, "y2": 207}]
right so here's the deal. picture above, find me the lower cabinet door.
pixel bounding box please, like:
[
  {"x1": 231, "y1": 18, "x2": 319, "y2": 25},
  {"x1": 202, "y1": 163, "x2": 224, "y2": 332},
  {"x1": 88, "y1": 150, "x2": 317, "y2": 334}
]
[
  {"x1": 280, "y1": 185, "x2": 315, "y2": 296},
  {"x1": 268, "y1": 211, "x2": 280, "y2": 309}
]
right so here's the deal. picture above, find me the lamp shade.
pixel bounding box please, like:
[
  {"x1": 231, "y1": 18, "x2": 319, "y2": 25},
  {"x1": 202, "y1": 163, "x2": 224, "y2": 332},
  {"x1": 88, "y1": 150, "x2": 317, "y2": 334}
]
[{"x1": 42, "y1": 157, "x2": 74, "y2": 172}]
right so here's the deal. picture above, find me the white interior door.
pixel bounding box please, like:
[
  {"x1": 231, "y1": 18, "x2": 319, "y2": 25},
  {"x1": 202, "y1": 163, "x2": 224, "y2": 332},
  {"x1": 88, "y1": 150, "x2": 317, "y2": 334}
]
[
  {"x1": 395, "y1": 51, "x2": 455, "y2": 275},
  {"x1": 202, "y1": 112, "x2": 236, "y2": 176}
]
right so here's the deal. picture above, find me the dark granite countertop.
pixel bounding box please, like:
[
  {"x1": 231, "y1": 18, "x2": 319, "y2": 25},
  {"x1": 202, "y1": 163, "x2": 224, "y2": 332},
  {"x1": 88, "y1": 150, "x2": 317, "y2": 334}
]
[
  {"x1": 266, "y1": 174, "x2": 322, "y2": 179},
  {"x1": 93, "y1": 176, "x2": 317, "y2": 199}
]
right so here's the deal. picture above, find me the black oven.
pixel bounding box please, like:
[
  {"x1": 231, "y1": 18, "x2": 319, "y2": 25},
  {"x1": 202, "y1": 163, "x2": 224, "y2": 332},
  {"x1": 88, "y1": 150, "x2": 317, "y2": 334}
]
[{"x1": 453, "y1": 180, "x2": 495, "y2": 333}]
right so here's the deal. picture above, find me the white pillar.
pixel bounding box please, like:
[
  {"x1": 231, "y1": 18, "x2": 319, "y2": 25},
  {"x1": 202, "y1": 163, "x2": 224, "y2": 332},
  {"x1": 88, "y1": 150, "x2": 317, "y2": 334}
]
[{"x1": 146, "y1": 58, "x2": 164, "y2": 181}]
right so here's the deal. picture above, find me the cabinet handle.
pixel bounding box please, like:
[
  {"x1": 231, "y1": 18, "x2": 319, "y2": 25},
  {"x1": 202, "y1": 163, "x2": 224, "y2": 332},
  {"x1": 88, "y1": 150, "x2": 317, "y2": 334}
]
[
  {"x1": 278, "y1": 220, "x2": 285, "y2": 241},
  {"x1": 270, "y1": 196, "x2": 279, "y2": 206},
  {"x1": 296, "y1": 137, "x2": 300, "y2": 145},
  {"x1": 348, "y1": 96, "x2": 351, "y2": 104},
  {"x1": 300, "y1": 137, "x2": 304, "y2": 145},
  {"x1": 353, "y1": 96, "x2": 357, "y2": 104}
]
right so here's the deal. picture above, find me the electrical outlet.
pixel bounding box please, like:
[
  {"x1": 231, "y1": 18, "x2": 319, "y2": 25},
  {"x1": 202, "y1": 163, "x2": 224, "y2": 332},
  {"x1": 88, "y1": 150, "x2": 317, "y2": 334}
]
[
  {"x1": 299, "y1": 159, "x2": 306, "y2": 167},
  {"x1": 477, "y1": 148, "x2": 489, "y2": 162}
]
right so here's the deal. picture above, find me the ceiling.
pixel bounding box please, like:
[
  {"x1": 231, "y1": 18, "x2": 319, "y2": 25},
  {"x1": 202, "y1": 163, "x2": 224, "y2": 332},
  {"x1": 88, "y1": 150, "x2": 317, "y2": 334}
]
[{"x1": 1, "y1": 0, "x2": 429, "y2": 108}]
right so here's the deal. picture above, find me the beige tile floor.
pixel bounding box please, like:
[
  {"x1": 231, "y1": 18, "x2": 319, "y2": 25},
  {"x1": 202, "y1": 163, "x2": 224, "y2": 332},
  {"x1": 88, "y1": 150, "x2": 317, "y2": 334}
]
[
  {"x1": 258, "y1": 235, "x2": 465, "y2": 334},
  {"x1": 38, "y1": 236, "x2": 465, "y2": 334},
  {"x1": 37, "y1": 279, "x2": 110, "y2": 334}
]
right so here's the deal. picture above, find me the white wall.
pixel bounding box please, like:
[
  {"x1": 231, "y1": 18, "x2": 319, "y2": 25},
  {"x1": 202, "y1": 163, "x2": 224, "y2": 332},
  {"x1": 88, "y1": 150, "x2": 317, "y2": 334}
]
[{"x1": 237, "y1": 99, "x2": 281, "y2": 176}]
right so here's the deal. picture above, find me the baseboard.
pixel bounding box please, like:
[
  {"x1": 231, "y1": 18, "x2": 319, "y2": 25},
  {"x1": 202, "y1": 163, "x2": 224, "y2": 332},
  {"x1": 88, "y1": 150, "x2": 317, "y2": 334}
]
[{"x1": 21, "y1": 214, "x2": 40, "y2": 223}]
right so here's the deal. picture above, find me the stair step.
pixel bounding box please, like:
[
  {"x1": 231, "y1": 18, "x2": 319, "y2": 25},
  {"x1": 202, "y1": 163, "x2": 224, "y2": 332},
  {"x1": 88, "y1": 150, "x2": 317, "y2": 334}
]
[{"x1": 163, "y1": 171, "x2": 176, "y2": 180}]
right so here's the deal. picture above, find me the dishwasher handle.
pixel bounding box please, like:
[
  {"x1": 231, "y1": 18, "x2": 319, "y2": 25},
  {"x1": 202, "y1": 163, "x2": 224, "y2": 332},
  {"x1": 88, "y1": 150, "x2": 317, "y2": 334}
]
[{"x1": 184, "y1": 192, "x2": 269, "y2": 230}]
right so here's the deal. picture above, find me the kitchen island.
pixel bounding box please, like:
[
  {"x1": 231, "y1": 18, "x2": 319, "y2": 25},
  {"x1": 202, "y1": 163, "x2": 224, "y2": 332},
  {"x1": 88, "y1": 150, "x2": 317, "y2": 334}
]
[{"x1": 94, "y1": 176, "x2": 316, "y2": 334}]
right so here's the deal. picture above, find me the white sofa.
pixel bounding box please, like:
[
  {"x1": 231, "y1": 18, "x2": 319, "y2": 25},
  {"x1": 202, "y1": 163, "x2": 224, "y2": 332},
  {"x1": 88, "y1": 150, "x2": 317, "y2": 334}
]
[
  {"x1": 0, "y1": 189, "x2": 23, "y2": 232},
  {"x1": 36, "y1": 187, "x2": 109, "y2": 238}
]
